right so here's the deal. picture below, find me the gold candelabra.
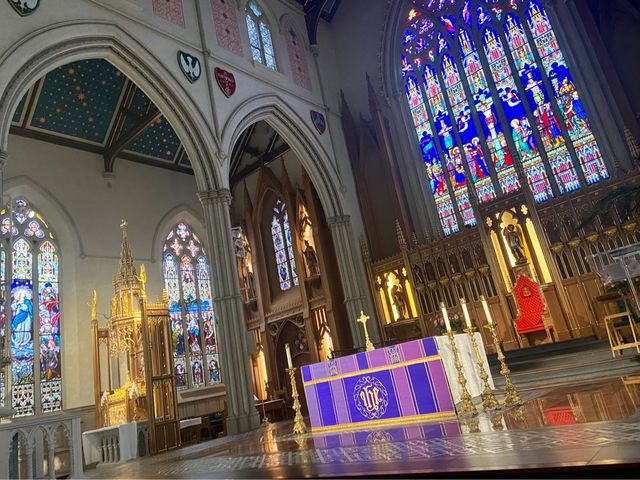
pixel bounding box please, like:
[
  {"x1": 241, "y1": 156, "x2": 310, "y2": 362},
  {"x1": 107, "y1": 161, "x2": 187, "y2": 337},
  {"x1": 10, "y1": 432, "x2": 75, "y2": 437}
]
[
  {"x1": 464, "y1": 327, "x2": 500, "y2": 411},
  {"x1": 287, "y1": 367, "x2": 307, "y2": 435},
  {"x1": 446, "y1": 330, "x2": 478, "y2": 416},
  {"x1": 486, "y1": 322, "x2": 523, "y2": 406}
]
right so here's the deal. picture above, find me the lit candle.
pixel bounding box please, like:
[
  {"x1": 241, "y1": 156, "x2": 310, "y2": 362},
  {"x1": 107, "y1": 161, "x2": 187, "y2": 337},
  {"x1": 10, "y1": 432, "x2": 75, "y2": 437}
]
[
  {"x1": 480, "y1": 295, "x2": 493, "y2": 325},
  {"x1": 461, "y1": 298, "x2": 472, "y2": 330},
  {"x1": 285, "y1": 343, "x2": 293, "y2": 369},
  {"x1": 440, "y1": 302, "x2": 451, "y2": 332}
]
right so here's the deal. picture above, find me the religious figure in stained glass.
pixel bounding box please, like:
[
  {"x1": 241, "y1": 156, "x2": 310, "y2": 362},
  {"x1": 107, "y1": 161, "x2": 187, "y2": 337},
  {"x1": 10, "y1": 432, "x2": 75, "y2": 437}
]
[
  {"x1": 271, "y1": 199, "x2": 299, "y2": 291},
  {"x1": 162, "y1": 221, "x2": 219, "y2": 389},
  {"x1": 401, "y1": 0, "x2": 610, "y2": 235},
  {"x1": 0, "y1": 198, "x2": 61, "y2": 417}
]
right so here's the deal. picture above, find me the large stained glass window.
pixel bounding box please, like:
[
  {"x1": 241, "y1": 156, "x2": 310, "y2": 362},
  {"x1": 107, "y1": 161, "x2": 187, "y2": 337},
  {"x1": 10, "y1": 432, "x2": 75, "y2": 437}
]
[
  {"x1": 402, "y1": 0, "x2": 609, "y2": 234},
  {"x1": 245, "y1": 1, "x2": 277, "y2": 70},
  {"x1": 162, "y1": 222, "x2": 219, "y2": 390},
  {"x1": 271, "y1": 199, "x2": 299, "y2": 291},
  {"x1": 0, "y1": 199, "x2": 61, "y2": 417}
]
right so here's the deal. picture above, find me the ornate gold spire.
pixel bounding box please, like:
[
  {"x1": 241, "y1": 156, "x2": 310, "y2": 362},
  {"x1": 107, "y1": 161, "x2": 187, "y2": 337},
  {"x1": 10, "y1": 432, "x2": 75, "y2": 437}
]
[{"x1": 114, "y1": 219, "x2": 139, "y2": 288}]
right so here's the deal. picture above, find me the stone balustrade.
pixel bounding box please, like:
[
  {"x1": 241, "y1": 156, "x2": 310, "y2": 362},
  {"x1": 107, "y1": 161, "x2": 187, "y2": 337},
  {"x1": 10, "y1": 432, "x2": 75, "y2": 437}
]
[{"x1": 0, "y1": 411, "x2": 83, "y2": 479}]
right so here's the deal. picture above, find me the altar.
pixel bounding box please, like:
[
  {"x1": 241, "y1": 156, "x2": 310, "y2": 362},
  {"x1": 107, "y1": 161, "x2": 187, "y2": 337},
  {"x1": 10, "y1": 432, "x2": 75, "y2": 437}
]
[{"x1": 301, "y1": 334, "x2": 493, "y2": 432}]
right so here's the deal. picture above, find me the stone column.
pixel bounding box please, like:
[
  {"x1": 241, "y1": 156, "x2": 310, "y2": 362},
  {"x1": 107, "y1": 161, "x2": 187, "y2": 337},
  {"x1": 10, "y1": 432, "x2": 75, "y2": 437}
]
[
  {"x1": 198, "y1": 188, "x2": 260, "y2": 434},
  {"x1": 327, "y1": 215, "x2": 379, "y2": 347}
]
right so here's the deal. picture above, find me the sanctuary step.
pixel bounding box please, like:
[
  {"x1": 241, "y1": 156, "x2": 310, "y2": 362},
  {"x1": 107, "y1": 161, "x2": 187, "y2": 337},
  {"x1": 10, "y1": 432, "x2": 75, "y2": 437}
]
[{"x1": 488, "y1": 337, "x2": 640, "y2": 390}]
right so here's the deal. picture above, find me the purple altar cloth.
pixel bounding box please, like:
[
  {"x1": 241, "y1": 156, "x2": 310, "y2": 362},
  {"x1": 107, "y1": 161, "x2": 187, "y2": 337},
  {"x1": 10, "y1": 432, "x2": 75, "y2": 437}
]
[{"x1": 301, "y1": 337, "x2": 455, "y2": 432}]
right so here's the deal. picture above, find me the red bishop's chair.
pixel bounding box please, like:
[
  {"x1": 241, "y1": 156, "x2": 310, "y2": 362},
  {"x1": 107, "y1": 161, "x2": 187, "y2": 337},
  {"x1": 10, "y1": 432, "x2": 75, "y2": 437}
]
[{"x1": 513, "y1": 275, "x2": 555, "y2": 346}]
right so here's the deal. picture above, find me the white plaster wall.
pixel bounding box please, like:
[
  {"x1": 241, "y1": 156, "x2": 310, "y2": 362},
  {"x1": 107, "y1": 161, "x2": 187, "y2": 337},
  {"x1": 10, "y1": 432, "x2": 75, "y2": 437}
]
[{"x1": 5, "y1": 134, "x2": 204, "y2": 409}]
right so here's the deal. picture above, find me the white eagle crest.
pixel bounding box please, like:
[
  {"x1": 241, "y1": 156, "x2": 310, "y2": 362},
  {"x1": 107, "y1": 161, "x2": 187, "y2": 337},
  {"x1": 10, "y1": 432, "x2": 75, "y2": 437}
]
[{"x1": 179, "y1": 52, "x2": 201, "y2": 83}]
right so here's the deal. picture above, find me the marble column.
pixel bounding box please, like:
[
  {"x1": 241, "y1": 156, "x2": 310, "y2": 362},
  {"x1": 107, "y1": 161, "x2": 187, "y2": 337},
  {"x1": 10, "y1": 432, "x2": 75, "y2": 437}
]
[
  {"x1": 327, "y1": 215, "x2": 379, "y2": 348},
  {"x1": 198, "y1": 188, "x2": 260, "y2": 434}
]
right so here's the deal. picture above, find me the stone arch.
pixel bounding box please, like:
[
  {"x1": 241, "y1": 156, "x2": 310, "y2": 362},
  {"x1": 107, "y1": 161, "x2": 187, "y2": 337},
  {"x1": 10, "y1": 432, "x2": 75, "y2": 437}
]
[
  {"x1": 4, "y1": 175, "x2": 84, "y2": 258},
  {"x1": 221, "y1": 94, "x2": 344, "y2": 219},
  {"x1": 151, "y1": 204, "x2": 207, "y2": 264},
  {"x1": 0, "y1": 20, "x2": 221, "y2": 192}
]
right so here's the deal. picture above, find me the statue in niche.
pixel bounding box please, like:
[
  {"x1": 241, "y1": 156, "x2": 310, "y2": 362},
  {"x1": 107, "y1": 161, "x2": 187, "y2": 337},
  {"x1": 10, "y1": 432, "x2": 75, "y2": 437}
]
[
  {"x1": 504, "y1": 224, "x2": 527, "y2": 264},
  {"x1": 244, "y1": 269, "x2": 256, "y2": 300},
  {"x1": 391, "y1": 284, "x2": 409, "y2": 320},
  {"x1": 413, "y1": 264, "x2": 425, "y2": 285},
  {"x1": 303, "y1": 240, "x2": 320, "y2": 276}
]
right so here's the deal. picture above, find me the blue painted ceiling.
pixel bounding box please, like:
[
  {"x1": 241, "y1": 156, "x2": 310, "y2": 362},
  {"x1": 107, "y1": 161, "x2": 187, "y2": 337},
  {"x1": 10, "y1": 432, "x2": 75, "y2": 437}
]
[{"x1": 11, "y1": 59, "x2": 191, "y2": 173}]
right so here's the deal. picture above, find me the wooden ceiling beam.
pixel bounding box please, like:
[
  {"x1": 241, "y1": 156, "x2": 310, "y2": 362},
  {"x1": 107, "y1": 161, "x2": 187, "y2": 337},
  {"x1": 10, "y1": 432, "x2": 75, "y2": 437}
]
[
  {"x1": 230, "y1": 143, "x2": 290, "y2": 186},
  {"x1": 103, "y1": 106, "x2": 161, "y2": 172}
]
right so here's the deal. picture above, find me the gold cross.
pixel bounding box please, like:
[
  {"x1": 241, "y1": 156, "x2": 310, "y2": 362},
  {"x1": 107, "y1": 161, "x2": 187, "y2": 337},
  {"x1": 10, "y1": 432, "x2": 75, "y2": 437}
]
[{"x1": 357, "y1": 310, "x2": 375, "y2": 352}]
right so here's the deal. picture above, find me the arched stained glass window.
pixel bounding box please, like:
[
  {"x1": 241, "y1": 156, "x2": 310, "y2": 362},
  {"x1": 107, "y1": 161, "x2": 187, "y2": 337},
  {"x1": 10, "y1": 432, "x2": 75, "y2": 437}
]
[
  {"x1": 271, "y1": 199, "x2": 299, "y2": 291},
  {"x1": 402, "y1": 0, "x2": 609, "y2": 235},
  {"x1": 162, "y1": 222, "x2": 219, "y2": 390},
  {"x1": 246, "y1": 1, "x2": 277, "y2": 70},
  {"x1": 0, "y1": 199, "x2": 61, "y2": 417}
]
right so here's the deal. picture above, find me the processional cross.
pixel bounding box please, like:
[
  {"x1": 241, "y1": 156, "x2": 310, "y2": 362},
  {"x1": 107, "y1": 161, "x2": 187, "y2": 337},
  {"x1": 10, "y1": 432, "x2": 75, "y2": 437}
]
[{"x1": 357, "y1": 311, "x2": 375, "y2": 352}]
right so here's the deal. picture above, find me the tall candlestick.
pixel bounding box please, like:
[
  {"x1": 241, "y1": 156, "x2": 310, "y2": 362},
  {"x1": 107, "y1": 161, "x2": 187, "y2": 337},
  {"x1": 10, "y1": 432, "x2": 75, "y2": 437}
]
[
  {"x1": 480, "y1": 295, "x2": 493, "y2": 325},
  {"x1": 461, "y1": 298, "x2": 472, "y2": 330},
  {"x1": 285, "y1": 343, "x2": 293, "y2": 369},
  {"x1": 440, "y1": 302, "x2": 451, "y2": 332}
]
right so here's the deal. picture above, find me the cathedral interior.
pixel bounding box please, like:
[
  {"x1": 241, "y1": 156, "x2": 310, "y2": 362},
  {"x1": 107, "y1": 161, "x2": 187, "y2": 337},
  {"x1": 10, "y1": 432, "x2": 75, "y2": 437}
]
[{"x1": 0, "y1": 0, "x2": 639, "y2": 478}]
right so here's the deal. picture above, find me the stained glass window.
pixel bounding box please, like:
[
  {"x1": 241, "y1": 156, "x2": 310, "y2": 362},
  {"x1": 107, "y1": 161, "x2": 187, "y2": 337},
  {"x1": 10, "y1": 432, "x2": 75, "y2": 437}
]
[
  {"x1": 402, "y1": 0, "x2": 609, "y2": 234},
  {"x1": 246, "y1": 1, "x2": 277, "y2": 70},
  {"x1": 271, "y1": 199, "x2": 299, "y2": 291},
  {"x1": 162, "y1": 222, "x2": 219, "y2": 390},
  {"x1": 0, "y1": 198, "x2": 61, "y2": 417}
]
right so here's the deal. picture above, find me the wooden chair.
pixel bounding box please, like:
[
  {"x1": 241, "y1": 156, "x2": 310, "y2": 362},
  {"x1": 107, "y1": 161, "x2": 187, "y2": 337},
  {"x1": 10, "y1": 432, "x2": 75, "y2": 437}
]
[
  {"x1": 513, "y1": 275, "x2": 555, "y2": 346},
  {"x1": 603, "y1": 299, "x2": 640, "y2": 358}
]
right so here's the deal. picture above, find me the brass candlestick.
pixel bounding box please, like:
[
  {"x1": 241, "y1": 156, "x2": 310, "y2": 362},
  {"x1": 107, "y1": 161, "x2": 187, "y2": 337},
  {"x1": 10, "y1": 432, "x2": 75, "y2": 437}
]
[
  {"x1": 486, "y1": 322, "x2": 523, "y2": 406},
  {"x1": 464, "y1": 327, "x2": 500, "y2": 411},
  {"x1": 287, "y1": 367, "x2": 307, "y2": 435},
  {"x1": 446, "y1": 330, "x2": 478, "y2": 417}
]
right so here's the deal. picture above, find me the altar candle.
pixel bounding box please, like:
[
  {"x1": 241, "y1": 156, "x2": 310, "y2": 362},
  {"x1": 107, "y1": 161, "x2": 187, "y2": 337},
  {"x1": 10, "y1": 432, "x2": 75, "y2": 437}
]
[
  {"x1": 461, "y1": 298, "x2": 472, "y2": 330},
  {"x1": 440, "y1": 302, "x2": 451, "y2": 332},
  {"x1": 480, "y1": 295, "x2": 493, "y2": 325},
  {"x1": 285, "y1": 343, "x2": 293, "y2": 369}
]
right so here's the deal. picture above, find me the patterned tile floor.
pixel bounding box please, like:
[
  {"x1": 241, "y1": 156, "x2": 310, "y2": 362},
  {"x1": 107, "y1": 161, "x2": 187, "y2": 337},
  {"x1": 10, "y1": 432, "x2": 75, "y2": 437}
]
[{"x1": 85, "y1": 376, "x2": 640, "y2": 478}]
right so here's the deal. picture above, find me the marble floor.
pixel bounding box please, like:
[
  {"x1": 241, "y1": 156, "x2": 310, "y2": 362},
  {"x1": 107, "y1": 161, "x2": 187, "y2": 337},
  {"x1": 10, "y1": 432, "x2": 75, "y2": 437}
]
[{"x1": 85, "y1": 375, "x2": 640, "y2": 478}]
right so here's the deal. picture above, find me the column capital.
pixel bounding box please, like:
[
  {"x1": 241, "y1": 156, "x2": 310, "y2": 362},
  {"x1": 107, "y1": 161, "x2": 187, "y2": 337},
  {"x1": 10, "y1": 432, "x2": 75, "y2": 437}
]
[
  {"x1": 197, "y1": 188, "x2": 231, "y2": 206},
  {"x1": 327, "y1": 214, "x2": 350, "y2": 228}
]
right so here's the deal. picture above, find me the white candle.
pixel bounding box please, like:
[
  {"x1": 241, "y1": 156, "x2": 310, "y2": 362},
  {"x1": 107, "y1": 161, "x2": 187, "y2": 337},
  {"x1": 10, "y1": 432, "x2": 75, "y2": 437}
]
[
  {"x1": 285, "y1": 343, "x2": 293, "y2": 369},
  {"x1": 461, "y1": 298, "x2": 472, "y2": 329},
  {"x1": 481, "y1": 295, "x2": 493, "y2": 325},
  {"x1": 440, "y1": 302, "x2": 451, "y2": 332}
]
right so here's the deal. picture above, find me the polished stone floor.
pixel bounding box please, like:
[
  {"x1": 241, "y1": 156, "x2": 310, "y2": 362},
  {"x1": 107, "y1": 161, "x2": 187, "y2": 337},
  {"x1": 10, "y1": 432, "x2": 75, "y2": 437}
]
[{"x1": 86, "y1": 375, "x2": 640, "y2": 478}]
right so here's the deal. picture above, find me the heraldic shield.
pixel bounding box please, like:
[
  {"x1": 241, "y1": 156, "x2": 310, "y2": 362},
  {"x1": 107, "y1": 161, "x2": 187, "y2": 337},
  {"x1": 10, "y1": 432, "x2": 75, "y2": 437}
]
[
  {"x1": 310, "y1": 110, "x2": 326, "y2": 134},
  {"x1": 178, "y1": 51, "x2": 201, "y2": 83},
  {"x1": 7, "y1": 0, "x2": 39, "y2": 16}
]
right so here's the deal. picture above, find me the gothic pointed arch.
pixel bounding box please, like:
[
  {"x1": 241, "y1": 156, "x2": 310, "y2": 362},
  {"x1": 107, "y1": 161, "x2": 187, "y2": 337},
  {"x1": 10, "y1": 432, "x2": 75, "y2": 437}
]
[
  {"x1": 0, "y1": 21, "x2": 222, "y2": 193},
  {"x1": 1, "y1": 198, "x2": 61, "y2": 417},
  {"x1": 385, "y1": 0, "x2": 618, "y2": 236},
  {"x1": 161, "y1": 220, "x2": 220, "y2": 389}
]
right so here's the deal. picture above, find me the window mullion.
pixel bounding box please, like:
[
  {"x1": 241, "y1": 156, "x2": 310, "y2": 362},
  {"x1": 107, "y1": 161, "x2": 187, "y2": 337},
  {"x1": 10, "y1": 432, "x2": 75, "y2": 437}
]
[
  {"x1": 177, "y1": 252, "x2": 192, "y2": 389},
  {"x1": 516, "y1": 6, "x2": 589, "y2": 188},
  {"x1": 33, "y1": 240, "x2": 41, "y2": 415},
  {"x1": 445, "y1": 29, "x2": 503, "y2": 194},
  {"x1": 417, "y1": 74, "x2": 467, "y2": 230},
  {"x1": 489, "y1": 23, "x2": 561, "y2": 197}
]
